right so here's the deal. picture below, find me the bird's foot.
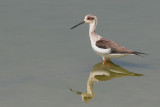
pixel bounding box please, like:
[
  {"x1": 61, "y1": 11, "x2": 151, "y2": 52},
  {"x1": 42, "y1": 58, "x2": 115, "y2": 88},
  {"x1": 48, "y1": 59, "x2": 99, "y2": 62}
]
[
  {"x1": 102, "y1": 58, "x2": 110, "y2": 66},
  {"x1": 105, "y1": 59, "x2": 110, "y2": 67}
]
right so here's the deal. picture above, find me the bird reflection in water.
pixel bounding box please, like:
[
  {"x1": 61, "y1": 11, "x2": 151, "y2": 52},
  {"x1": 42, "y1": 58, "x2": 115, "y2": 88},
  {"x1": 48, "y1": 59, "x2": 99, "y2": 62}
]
[{"x1": 70, "y1": 60, "x2": 143, "y2": 103}]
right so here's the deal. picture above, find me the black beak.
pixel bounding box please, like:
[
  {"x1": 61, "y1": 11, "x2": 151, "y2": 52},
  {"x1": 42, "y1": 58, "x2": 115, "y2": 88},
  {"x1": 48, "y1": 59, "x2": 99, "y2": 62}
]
[{"x1": 70, "y1": 21, "x2": 85, "y2": 29}]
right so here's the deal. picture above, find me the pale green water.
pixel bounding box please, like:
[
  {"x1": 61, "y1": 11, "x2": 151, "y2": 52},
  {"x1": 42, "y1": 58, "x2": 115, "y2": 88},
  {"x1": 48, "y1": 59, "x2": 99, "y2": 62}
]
[{"x1": 0, "y1": 0, "x2": 160, "y2": 107}]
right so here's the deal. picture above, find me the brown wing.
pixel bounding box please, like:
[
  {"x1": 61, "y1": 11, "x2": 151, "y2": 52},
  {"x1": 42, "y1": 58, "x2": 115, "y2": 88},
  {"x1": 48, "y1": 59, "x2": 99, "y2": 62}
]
[{"x1": 95, "y1": 39, "x2": 132, "y2": 54}]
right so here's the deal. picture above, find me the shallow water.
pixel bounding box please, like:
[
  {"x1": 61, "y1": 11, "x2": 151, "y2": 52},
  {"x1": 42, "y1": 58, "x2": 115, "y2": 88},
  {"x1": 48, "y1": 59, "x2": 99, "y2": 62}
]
[{"x1": 0, "y1": 0, "x2": 160, "y2": 107}]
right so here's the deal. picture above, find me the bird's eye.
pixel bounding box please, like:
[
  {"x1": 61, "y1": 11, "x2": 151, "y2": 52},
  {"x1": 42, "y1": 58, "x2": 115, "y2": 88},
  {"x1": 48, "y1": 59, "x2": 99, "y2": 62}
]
[
  {"x1": 87, "y1": 17, "x2": 94, "y2": 20},
  {"x1": 87, "y1": 17, "x2": 91, "y2": 20}
]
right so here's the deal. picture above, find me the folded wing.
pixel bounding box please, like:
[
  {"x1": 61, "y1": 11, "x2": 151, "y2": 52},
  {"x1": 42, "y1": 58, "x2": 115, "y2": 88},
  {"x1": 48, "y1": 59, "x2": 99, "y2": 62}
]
[{"x1": 95, "y1": 38, "x2": 133, "y2": 54}]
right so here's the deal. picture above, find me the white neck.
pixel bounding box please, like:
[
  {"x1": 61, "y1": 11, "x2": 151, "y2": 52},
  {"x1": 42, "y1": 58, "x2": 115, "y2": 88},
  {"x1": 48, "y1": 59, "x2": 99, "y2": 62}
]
[
  {"x1": 89, "y1": 20, "x2": 102, "y2": 44},
  {"x1": 89, "y1": 21, "x2": 97, "y2": 34}
]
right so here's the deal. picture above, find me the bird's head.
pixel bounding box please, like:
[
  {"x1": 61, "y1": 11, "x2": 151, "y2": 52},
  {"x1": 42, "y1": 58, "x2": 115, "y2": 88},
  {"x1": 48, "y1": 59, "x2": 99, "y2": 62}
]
[
  {"x1": 84, "y1": 14, "x2": 97, "y2": 24},
  {"x1": 70, "y1": 14, "x2": 97, "y2": 29}
]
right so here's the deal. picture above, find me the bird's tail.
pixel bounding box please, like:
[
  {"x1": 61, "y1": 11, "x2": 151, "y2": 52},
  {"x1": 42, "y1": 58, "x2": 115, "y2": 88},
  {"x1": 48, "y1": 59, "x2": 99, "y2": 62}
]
[{"x1": 132, "y1": 51, "x2": 148, "y2": 56}]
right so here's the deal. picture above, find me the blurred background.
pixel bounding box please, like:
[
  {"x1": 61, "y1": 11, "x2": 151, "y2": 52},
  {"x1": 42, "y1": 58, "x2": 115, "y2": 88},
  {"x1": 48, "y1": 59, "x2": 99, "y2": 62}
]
[{"x1": 0, "y1": 0, "x2": 160, "y2": 106}]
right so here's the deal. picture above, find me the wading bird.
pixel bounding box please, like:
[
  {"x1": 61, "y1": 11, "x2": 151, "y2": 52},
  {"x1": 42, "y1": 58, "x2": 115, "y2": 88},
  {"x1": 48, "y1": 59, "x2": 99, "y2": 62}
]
[{"x1": 70, "y1": 14, "x2": 147, "y2": 64}]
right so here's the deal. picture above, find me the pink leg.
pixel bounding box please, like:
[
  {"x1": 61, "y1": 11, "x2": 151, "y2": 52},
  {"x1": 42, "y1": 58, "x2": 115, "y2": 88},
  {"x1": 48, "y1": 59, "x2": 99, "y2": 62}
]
[
  {"x1": 103, "y1": 57, "x2": 105, "y2": 64},
  {"x1": 103, "y1": 58, "x2": 111, "y2": 66}
]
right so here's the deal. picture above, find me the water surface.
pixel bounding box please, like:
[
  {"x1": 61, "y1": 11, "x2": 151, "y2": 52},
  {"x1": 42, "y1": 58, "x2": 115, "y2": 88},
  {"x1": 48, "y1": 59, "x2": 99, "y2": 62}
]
[{"x1": 0, "y1": 0, "x2": 160, "y2": 107}]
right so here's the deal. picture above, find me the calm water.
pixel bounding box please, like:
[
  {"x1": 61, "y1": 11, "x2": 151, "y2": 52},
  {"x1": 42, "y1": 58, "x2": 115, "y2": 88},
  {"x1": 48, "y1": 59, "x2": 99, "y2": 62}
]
[{"x1": 0, "y1": 0, "x2": 160, "y2": 107}]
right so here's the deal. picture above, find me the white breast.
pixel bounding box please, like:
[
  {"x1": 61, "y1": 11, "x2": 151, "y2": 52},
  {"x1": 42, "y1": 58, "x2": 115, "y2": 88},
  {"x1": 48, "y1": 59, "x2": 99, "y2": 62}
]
[{"x1": 91, "y1": 42, "x2": 111, "y2": 57}]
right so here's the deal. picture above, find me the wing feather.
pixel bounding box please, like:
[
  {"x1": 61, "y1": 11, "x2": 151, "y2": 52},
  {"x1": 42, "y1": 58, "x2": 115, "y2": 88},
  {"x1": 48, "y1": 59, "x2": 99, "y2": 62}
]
[{"x1": 95, "y1": 39, "x2": 132, "y2": 54}]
